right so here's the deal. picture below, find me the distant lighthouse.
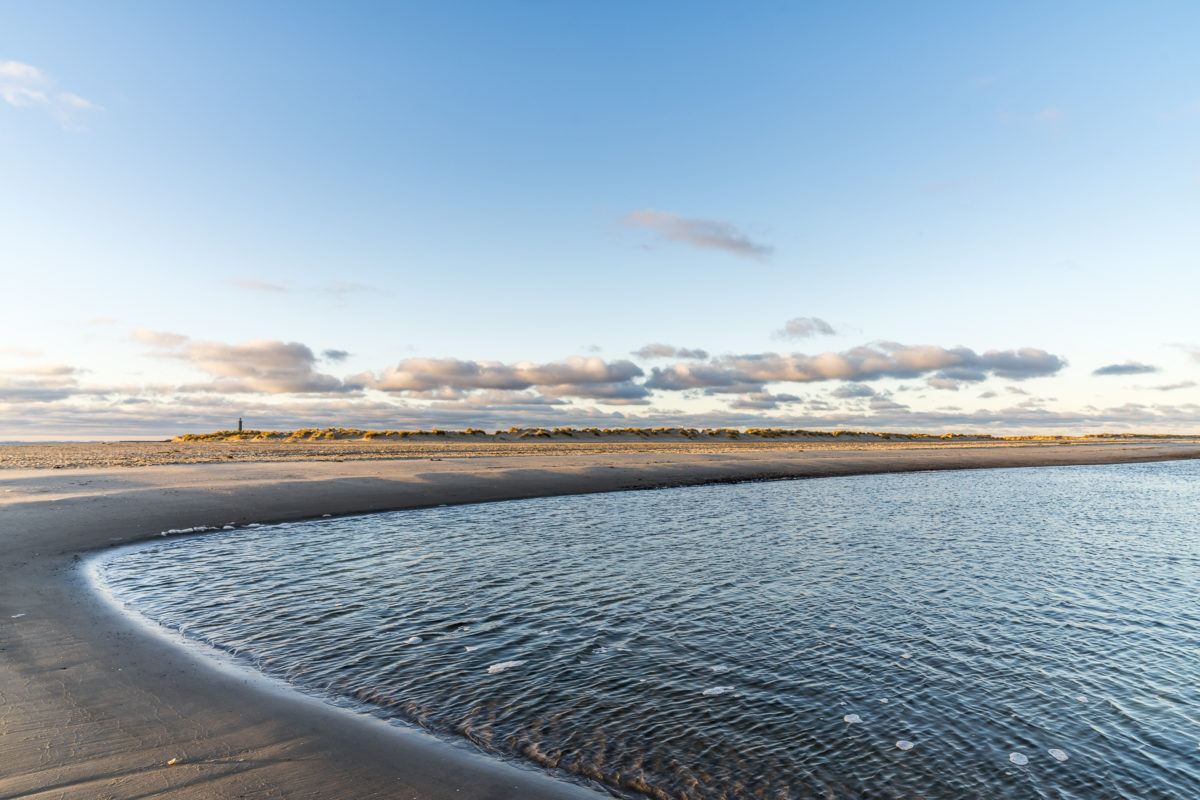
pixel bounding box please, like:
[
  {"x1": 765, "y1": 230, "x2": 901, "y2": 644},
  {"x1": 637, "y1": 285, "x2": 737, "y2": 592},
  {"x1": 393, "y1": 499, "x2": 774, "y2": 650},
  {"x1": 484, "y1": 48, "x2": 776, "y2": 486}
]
[{"x1": 238, "y1": 417, "x2": 243, "y2": 432}]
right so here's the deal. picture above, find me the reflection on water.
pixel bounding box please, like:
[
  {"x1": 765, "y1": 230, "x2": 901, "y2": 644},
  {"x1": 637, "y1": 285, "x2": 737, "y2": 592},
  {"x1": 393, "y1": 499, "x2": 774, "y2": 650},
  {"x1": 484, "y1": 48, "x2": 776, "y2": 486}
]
[{"x1": 97, "y1": 461, "x2": 1200, "y2": 799}]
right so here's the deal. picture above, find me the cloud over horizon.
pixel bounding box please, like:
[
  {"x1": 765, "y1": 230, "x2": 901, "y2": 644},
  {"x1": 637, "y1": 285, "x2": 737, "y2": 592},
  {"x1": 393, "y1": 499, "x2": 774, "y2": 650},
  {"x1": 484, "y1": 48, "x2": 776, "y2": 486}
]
[
  {"x1": 622, "y1": 209, "x2": 772, "y2": 259},
  {"x1": 133, "y1": 329, "x2": 352, "y2": 394},
  {"x1": 362, "y1": 356, "x2": 649, "y2": 403},
  {"x1": 0, "y1": 364, "x2": 82, "y2": 403},
  {"x1": 1, "y1": 328, "x2": 1095, "y2": 441},
  {"x1": 647, "y1": 344, "x2": 1065, "y2": 394},
  {"x1": 8, "y1": 387, "x2": 1199, "y2": 442}
]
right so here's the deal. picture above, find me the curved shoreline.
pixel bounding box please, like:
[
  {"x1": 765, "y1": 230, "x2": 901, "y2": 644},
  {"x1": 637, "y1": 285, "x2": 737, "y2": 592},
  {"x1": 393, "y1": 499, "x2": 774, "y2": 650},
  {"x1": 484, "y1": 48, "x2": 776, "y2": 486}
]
[{"x1": 4, "y1": 443, "x2": 1200, "y2": 799}]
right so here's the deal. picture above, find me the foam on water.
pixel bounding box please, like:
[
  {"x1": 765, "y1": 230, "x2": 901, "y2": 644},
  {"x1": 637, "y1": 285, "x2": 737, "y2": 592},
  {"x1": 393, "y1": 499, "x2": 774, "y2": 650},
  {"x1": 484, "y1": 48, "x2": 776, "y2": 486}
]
[{"x1": 487, "y1": 660, "x2": 527, "y2": 674}]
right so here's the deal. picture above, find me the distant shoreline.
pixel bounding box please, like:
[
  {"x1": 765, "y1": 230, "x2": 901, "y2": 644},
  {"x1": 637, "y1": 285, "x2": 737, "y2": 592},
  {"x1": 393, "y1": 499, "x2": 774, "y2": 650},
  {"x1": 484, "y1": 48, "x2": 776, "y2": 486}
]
[
  {"x1": 5, "y1": 429, "x2": 1200, "y2": 471},
  {"x1": 5, "y1": 442, "x2": 1200, "y2": 798},
  {"x1": 5, "y1": 425, "x2": 1198, "y2": 449},
  {"x1": 176, "y1": 425, "x2": 1200, "y2": 443}
]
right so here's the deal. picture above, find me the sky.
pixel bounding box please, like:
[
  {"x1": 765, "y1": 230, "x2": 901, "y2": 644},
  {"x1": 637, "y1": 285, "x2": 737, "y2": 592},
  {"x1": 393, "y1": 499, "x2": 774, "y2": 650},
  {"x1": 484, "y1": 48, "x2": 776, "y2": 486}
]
[{"x1": 2, "y1": 2, "x2": 1199, "y2": 440}]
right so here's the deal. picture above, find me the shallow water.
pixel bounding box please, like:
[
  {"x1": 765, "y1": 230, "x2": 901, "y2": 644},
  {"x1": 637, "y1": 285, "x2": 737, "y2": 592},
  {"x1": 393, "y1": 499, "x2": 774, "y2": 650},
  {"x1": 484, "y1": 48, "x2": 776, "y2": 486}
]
[{"x1": 96, "y1": 462, "x2": 1200, "y2": 799}]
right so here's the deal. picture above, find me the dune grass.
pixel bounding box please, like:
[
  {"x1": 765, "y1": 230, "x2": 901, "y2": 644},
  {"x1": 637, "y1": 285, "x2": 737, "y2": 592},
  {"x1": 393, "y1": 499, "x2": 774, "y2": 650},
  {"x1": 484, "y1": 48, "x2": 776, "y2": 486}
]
[{"x1": 171, "y1": 427, "x2": 1198, "y2": 444}]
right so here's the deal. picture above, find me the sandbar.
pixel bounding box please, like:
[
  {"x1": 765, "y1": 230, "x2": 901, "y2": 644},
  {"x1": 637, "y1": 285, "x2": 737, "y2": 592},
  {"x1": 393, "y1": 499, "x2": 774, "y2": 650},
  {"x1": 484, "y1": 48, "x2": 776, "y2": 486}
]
[{"x1": 3, "y1": 441, "x2": 1200, "y2": 798}]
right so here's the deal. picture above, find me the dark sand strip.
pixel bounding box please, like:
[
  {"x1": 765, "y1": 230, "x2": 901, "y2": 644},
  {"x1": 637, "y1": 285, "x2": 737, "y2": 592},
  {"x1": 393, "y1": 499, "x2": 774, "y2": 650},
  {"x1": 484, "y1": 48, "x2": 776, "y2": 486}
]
[{"x1": 3, "y1": 443, "x2": 1199, "y2": 799}]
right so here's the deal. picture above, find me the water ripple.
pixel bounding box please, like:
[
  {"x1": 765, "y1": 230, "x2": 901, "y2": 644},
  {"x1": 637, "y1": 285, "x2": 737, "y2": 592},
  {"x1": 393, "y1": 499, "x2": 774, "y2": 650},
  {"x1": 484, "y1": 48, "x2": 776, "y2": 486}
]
[{"x1": 97, "y1": 461, "x2": 1200, "y2": 799}]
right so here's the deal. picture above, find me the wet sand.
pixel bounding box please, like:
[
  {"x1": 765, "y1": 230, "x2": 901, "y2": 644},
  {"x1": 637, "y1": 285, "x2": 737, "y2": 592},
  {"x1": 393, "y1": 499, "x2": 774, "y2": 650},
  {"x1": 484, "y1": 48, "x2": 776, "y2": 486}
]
[{"x1": 4, "y1": 441, "x2": 1200, "y2": 798}]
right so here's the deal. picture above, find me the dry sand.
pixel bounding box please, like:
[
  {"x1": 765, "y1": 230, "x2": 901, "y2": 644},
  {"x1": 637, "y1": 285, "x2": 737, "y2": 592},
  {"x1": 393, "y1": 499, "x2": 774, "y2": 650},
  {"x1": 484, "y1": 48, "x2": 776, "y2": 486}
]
[{"x1": 4, "y1": 440, "x2": 1200, "y2": 798}]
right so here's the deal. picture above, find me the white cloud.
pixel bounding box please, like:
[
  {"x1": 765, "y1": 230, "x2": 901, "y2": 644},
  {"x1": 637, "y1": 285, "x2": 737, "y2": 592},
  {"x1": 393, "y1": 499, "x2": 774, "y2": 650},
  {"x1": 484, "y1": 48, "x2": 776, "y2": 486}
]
[{"x1": 0, "y1": 60, "x2": 102, "y2": 126}]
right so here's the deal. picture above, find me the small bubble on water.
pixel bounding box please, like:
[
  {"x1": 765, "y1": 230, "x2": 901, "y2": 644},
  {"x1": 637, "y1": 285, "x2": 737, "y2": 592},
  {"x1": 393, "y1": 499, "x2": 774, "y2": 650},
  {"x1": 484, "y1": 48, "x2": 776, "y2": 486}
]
[
  {"x1": 404, "y1": 636, "x2": 422, "y2": 644},
  {"x1": 702, "y1": 686, "x2": 735, "y2": 696},
  {"x1": 487, "y1": 660, "x2": 528, "y2": 674},
  {"x1": 1076, "y1": 695, "x2": 1088, "y2": 703},
  {"x1": 879, "y1": 698, "x2": 889, "y2": 703},
  {"x1": 896, "y1": 740, "x2": 914, "y2": 751},
  {"x1": 1009, "y1": 752, "x2": 1028, "y2": 766},
  {"x1": 1048, "y1": 748, "x2": 1068, "y2": 762},
  {"x1": 843, "y1": 714, "x2": 861, "y2": 724}
]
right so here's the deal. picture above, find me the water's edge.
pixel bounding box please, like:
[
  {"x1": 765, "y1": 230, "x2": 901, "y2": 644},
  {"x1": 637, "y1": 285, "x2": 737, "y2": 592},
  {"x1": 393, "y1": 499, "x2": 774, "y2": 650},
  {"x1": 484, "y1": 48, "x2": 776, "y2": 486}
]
[
  {"x1": 82, "y1": 459, "x2": 1200, "y2": 800},
  {"x1": 84, "y1": 532, "x2": 620, "y2": 798}
]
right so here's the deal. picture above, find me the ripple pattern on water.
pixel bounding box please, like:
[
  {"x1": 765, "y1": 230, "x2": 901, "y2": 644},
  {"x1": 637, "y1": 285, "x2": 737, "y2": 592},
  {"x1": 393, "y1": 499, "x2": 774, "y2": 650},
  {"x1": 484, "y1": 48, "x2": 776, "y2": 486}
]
[{"x1": 97, "y1": 461, "x2": 1200, "y2": 799}]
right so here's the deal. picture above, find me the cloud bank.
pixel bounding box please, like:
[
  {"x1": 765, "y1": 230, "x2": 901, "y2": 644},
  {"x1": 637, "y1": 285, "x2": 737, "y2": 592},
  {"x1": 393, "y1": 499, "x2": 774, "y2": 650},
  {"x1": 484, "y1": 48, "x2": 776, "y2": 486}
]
[
  {"x1": 133, "y1": 329, "x2": 352, "y2": 394},
  {"x1": 362, "y1": 356, "x2": 649, "y2": 403},
  {"x1": 2, "y1": 328, "x2": 1094, "y2": 440},
  {"x1": 646, "y1": 344, "x2": 1065, "y2": 394}
]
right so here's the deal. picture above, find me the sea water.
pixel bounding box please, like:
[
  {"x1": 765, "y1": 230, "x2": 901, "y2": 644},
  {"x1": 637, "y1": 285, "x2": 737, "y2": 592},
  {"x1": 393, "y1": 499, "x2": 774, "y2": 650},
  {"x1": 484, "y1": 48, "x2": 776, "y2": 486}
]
[{"x1": 94, "y1": 461, "x2": 1200, "y2": 799}]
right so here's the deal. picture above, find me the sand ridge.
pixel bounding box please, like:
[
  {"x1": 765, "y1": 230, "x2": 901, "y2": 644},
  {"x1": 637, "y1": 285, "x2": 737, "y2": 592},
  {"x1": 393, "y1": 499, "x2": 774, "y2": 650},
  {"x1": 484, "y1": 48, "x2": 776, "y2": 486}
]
[{"x1": 1, "y1": 434, "x2": 1186, "y2": 471}]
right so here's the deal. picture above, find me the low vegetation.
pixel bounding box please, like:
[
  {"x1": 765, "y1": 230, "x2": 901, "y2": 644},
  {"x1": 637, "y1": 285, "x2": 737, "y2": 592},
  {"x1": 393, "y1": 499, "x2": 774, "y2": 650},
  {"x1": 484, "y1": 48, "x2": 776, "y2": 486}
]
[{"x1": 171, "y1": 427, "x2": 1199, "y2": 443}]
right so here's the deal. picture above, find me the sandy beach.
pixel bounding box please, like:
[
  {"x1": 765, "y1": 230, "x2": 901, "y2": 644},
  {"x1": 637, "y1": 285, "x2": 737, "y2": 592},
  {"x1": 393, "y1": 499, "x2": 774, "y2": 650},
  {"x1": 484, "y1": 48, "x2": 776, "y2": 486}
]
[{"x1": 4, "y1": 440, "x2": 1200, "y2": 799}]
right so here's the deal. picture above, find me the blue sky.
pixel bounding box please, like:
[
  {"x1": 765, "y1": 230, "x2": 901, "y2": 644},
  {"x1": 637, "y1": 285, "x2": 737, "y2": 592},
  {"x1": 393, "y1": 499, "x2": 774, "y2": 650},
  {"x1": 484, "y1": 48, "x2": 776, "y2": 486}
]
[{"x1": 3, "y1": 2, "x2": 1199, "y2": 438}]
